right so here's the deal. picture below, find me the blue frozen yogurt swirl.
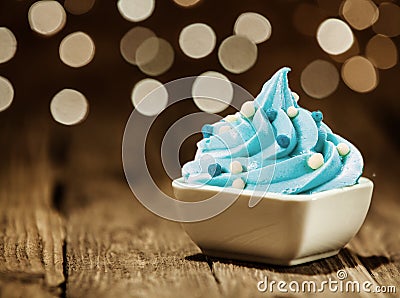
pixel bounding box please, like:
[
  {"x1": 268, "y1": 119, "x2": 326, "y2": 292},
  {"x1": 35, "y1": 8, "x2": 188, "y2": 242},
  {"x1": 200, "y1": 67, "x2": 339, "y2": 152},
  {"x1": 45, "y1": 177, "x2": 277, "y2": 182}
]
[{"x1": 182, "y1": 67, "x2": 363, "y2": 194}]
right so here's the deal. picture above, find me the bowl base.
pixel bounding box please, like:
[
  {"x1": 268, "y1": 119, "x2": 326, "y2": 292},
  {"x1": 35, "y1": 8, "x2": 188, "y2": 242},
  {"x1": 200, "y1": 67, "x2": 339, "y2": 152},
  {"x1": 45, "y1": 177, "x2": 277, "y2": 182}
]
[{"x1": 201, "y1": 249, "x2": 340, "y2": 266}]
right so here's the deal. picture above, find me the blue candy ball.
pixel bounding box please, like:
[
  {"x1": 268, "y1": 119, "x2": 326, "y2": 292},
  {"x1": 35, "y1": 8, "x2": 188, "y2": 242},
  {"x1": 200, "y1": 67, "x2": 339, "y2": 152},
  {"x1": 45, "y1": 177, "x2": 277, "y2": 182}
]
[
  {"x1": 208, "y1": 163, "x2": 222, "y2": 177},
  {"x1": 277, "y1": 135, "x2": 290, "y2": 148},
  {"x1": 266, "y1": 108, "x2": 277, "y2": 122}
]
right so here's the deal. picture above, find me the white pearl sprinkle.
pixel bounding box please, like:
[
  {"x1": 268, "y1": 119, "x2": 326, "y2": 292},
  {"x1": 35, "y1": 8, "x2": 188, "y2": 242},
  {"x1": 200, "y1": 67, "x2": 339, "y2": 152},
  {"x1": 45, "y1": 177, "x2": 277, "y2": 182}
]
[
  {"x1": 224, "y1": 114, "x2": 238, "y2": 122},
  {"x1": 287, "y1": 106, "x2": 299, "y2": 118},
  {"x1": 232, "y1": 178, "x2": 245, "y2": 189},
  {"x1": 292, "y1": 92, "x2": 299, "y2": 102},
  {"x1": 337, "y1": 143, "x2": 350, "y2": 156},
  {"x1": 307, "y1": 153, "x2": 324, "y2": 170},
  {"x1": 218, "y1": 125, "x2": 231, "y2": 134},
  {"x1": 230, "y1": 161, "x2": 243, "y2": 174},
  {"x1": 240, "y1": 101, "x2": 255, "y2": 118}
]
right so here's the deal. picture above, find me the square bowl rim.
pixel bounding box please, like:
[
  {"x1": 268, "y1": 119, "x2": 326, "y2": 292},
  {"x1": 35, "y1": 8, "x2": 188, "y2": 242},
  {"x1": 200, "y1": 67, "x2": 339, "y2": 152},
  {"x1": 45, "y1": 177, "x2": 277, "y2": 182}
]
[{"x1": 172, "y1": 177, "x2": 373, "y2": 202}]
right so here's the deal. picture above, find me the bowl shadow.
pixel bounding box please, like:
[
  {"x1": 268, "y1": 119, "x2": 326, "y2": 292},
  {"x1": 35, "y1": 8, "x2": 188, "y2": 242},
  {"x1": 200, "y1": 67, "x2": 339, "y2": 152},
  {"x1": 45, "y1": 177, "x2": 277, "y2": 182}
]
[{"x1": 185, "y1": 248, "x2": 390, "y2": 276}]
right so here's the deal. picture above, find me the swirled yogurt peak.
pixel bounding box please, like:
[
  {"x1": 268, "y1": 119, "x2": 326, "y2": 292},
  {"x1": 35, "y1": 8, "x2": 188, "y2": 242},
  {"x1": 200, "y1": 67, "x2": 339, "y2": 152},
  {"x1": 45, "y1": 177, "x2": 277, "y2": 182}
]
[{"x1": 182, "y1": 67, "x2": 363, "y2": 194}]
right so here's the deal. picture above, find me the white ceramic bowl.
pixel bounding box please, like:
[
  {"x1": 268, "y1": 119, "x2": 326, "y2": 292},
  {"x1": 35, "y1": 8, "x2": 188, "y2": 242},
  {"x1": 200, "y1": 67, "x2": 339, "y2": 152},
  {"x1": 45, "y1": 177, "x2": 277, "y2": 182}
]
[{"x1": 172, "y1": 177, "x2": 373, "y2": 266}]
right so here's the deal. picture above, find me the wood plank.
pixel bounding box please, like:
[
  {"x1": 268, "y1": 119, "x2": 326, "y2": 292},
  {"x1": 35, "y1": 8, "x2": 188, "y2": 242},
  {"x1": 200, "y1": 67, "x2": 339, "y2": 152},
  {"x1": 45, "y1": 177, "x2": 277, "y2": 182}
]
[
  {"x1": 348, "y1": 184, "x2": 400, "y2": 293},
  {"x1": 62, "y1": 115, "x2": 220, "y2": 298},
  {"x1": 209, "y1": 248, "x2": 386, "y2": 298},
  {"x1": 0, "y1": 119, "x2": 65, "y2": 295},
  {"x1": 65, "y1": 197, "x2": 220, "y2": 298},
  {"x1": 0, "y1": 279, "x2": 59, "y2": 298}
]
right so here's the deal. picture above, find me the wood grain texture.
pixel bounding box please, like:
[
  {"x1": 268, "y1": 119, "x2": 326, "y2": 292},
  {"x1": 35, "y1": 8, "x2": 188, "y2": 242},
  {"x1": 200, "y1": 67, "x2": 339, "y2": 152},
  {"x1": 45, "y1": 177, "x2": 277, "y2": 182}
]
[
  {"x1": 61, "y1": 116, "x2": 220, "y2": 298},
  {"x1": 349, "y1": 189, "x2": 400, "y2": 292},
  {"x1": 65, "y1": 197, "x2": 221, "y2": 298},
  {"x1": 0, "y1": 120, "x2": 65, "y2": 296},
  {"x1": 0, "y1": 279, "x2": 59, "y2": 298},
  {"x1": 209, "y1": 249, "x2": 384, "y2": 297}
]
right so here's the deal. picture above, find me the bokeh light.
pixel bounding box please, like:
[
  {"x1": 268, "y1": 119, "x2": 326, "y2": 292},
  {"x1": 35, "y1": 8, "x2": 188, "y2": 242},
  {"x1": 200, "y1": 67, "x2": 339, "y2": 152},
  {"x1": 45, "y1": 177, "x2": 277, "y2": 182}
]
[
  {"x1": 192, "y1": 71, "x2": 233, "y2": 114},
  {"x1": 342, "y1": 56, "x2": 378, "y2": 93},
  {"x1": 179, "y1": 23, "x2": 216, "y2": 59},
  {"x1": 131, "y1": 78, "x2": 168, "y2": 116},
  {"x1": 293, "y1": 3, "x2": 327, "y2": 36},
  {"x1": 0, "y1": 76, "x2": 14, "y2": 112},
  {"x1": 234, "y1": 12, "x2": 272, "y2": 44},
  {"x1": 173, "y1": 0, "x2": 201, "y2": 7},
  {"x1": 28, "y1": 1, "x2": 66, "y2": 36},
  {"x1": 218, "y1": 35, "x2": 257, "y2": 74},
  {"x1": 50, "y1": 89, "x2": 89, "y2": 125},
  {"x1": 341, "y1": 0, "x2": 378, "y2": 30},
  {"x1": 59, "y1": 31, "x2": 95, "y2": 68},
  {"x1": 301, "y1": 60, "x2": 339, "y2": 99},
  {"x1": 64, "y1": 0, "x2": 96, "y2": 15},
  {"x1": 120, "y1": 26, "x2": 156, "y2": 65},
  {"x1": 366, "y1": 34, "x2": 398, "y2": 70},
  {"x1": 0, "y1": 27, "x2": 17, "y2": 64},
  {"x1": 133, "y1": 36, "x2": 159, "y2": 67},
  {"x1": 330, "y1": 36, "x2": 360, "y2": 63},
  {"x1": 136, "y1": 37, "x2": 174, "y2": 76},
  {"x1": 317, "y1": 18, "x2": 354, "y2": 55},
  {"x1": 117, "y1": 0, "x2": 155, "y2": 22},
  {"x1": 372, "y1": 2, "x2": 400, "y2": 37}
]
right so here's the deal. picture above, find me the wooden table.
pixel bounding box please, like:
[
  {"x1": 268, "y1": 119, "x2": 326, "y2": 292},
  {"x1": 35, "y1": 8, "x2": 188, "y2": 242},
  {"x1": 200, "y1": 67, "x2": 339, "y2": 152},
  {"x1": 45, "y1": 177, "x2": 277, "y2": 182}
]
[{"x1": 0, "y1": 106, "x2": 398, "y2": 298}]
